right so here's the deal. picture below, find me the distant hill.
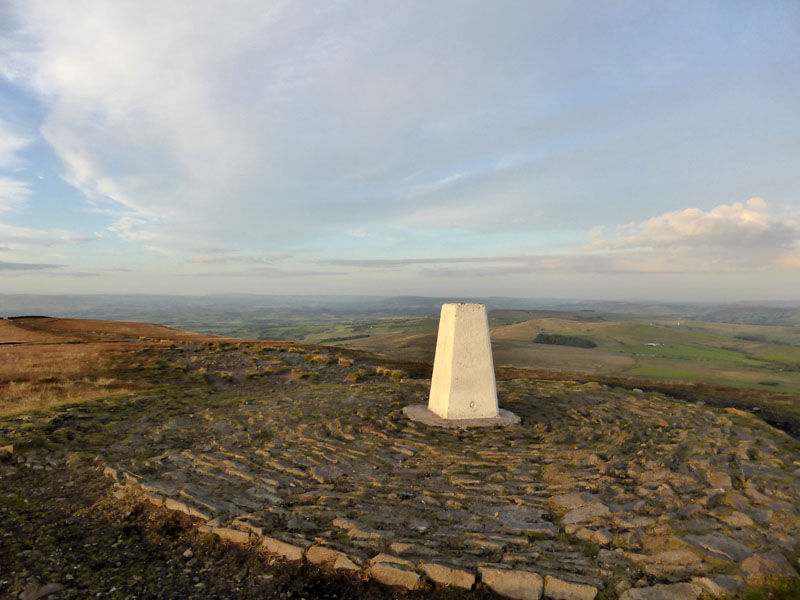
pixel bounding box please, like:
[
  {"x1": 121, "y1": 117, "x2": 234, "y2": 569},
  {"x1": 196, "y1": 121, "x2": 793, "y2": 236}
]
[{"x1": 0, "y1": 294, "x2": 800, "y2": 326}]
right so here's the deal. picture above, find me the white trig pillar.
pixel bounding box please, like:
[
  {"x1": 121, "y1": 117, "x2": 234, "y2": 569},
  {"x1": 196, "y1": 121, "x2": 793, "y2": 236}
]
[
  {"x1": 403, "y1": 303, "x2": 519, "y2": 428},
  {"x1": 428, "y1": 303, "x2": 498, "y2": 419}
]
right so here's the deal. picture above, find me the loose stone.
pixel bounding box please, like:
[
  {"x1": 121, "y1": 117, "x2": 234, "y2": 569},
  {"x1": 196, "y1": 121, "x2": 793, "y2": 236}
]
[
  {"x1": 562, "y1": 503, "x2": 610, "y2": 525},
  {"x1": 706, "y1": 472, "x2": 732, "y2": 490},
  {"x1": 550, "y1": 493, "x2": 598, "y2": 511},
  {"x1": 305, "y1": 545, "x2": 353, "y2": 567},
  {"x1": 480, "y1": 567, "x2": 543, "y2": 600},
  {"x1": 543, "y1": 574, "x2": 598, "y2": 600},
  {"x1": 369, "y1": 561, "x2": 421, "y2": 590},
  {"x1": 332, "y1": 554, "x2": 361, "y2": 571},
  {"x1": 619, "y1": 582, "x2": 702, "y2": 600},
  {"x1": 368, "y1": 553, "x2": 414, "y2": 569},
  {"x1": 260, "y1": 536, "x2": 305, "y2": 561},
  {"x1": 211, "y1": 527, "x2": 250, "y2": 546},
  {"x1": 420, "y1": 562, "x2": 476, "y2": 589},
  {"x1": 716, "y1": 511, "x2": 755, "y2": 528},
  {"x1": 691, "y1": 575, "x2": 744, "y2": 598}
]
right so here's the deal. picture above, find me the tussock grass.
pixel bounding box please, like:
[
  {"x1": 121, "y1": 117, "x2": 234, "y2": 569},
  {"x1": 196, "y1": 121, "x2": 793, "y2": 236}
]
[
  {"x1": 305, "y1": 353, "x2": 332, "y2": 365},
  {"x1": 374, "y1": 366, "x2": 407, "y2": 381},
  {"x1": 0, "y1": 343, "x2": 153, "y2": 414}
]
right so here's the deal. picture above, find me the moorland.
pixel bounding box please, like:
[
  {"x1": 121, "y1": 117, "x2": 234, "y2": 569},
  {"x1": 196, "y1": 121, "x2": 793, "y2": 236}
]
[{"x1": 2, "y1": 298, "x2": 800, "y2": 599}]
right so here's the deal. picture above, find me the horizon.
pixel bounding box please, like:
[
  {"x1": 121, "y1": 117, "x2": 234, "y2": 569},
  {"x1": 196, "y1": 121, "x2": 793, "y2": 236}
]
[
  {"x1": 2, "y1": 291, "x2": 800, "y2": 308},
  {"x1": 1, "y1": 2, "x2": 798, "y2": 301}
]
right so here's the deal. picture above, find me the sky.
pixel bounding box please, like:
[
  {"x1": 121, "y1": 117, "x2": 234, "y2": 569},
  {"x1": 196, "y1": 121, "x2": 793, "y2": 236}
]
[{"x1": 0, "y1": 0, "x2": 798, "y2": 301}]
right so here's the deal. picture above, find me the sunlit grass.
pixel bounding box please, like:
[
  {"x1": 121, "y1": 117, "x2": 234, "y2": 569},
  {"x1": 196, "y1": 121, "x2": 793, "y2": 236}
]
[{"x1": 0, "y1": 343, "x2": 153, "y2": 415}]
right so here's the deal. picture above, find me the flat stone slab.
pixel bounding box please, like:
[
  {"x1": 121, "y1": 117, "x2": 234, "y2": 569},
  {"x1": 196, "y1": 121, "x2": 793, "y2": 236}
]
[
  {"x1": 403, "y1": 404, "x2": 520, "y2": 428},
  {"x1": 682, "y1": 533, "x2": 754, "y2": 562},
  {"x1": 741, "y1": 550, "x2": 799, "y2": 580}
]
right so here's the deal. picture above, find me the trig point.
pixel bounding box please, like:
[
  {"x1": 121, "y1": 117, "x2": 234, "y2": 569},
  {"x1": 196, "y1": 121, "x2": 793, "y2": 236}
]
[{"x1": 404, "y1": 303, "x2": 519, "y2": 428}]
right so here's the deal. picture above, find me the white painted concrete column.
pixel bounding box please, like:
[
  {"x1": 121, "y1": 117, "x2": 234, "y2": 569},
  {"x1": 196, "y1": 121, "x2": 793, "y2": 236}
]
[{"x1": 428, "y1": 303, "x2": 499, "y2": 419}]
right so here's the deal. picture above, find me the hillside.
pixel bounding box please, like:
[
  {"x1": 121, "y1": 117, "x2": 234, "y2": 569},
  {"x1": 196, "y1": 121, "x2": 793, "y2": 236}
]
[
  {"x1": 2, "y1": 318, "x2": 800, "y2": 599},
  {"x1": 333, "y1": 311, "x2": 800, "y2": 396},
  {"x1": 0, "y1": 317, "x2": 231, "y2": 414}
]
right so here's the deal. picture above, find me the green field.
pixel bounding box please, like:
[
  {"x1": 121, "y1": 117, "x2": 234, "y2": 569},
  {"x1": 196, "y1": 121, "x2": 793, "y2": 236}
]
[{"x1": 329, "y1": 311, "x2": 800, "y2": 395}]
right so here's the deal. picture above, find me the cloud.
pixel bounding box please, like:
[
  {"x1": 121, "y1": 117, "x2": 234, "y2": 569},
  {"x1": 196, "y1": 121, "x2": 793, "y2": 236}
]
[
  {"x1": 2, "y1": 1, "x2": 798, "y2": 302},
  {"x1": 187, "y1": 253, "x2": 291, "y2": 265},
  {"x1": 0, "y1": 118, "x2": 33, "y2": 212},
  {"x1": 189, "y1": 246, "x2": 238, "y2": 255},
  {"x1": 178, "y1": 266, "x2": 341, "y2": 278},
  {"x1": 0, "y1": 119, "x2": 32, "y2": 170},
  {"x1": 40, "y1": 270, "x2": 100, "y2": 278},
  {"x1": 3, "y1": 1, "x2": 654, "y2": 247},
  {"x1": 584, "y1": 198, "x2": 800, "y2": 272},
  {"x1": 319, "y1": 256, "x2": 515, "y2": 268},
  {"x1": 0, "y1": 177, "x2": 31, "y2": 212},
  {"x1": 0, "y1": 223, "x2": 92, "y2": 246},
  {"x1": 0, "y1": 259, "x2": 62, "y2": 271},
  {"x1": 318, "y1": 199, "x2": 800, "y2": 276},
  {"x1": 589, "y1": 198, "x2": 798, "y2": 252}
]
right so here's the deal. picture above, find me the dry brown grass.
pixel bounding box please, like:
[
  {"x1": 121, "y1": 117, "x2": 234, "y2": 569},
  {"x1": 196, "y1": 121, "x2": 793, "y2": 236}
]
[
  {"x1": 0, "y1": 319, "x2": 77, "y2": 344},
  {"x1": 0, "y1": 317, "x2": 232, "y2": 415},
  {"x1": 0, "y1": 342, "x2": 154, "y2": 414},
  {"x1": 32, "y1": 318, "x2": 214, "y2": 342}
]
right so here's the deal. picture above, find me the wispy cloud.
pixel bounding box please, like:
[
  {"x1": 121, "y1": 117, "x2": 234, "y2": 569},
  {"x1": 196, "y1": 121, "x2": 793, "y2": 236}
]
[
  {"x1": 0, "y1": 119, "x2": 32, "y2": 170},
  {"x1": 0, "y1": 117, "x2": 33, "y2": 212},
  {"x1": 318, "y1": 256, "x2": 517, "y2": 268},
  {"x1": 1, "y1": 2, "x2": 798, "y2": 299},
  {"x1": 0, "y1": 259, "x2": 62, "y2": 271},
  {"x1": 0, "y1": 177, "x2": 31, "y2": 213},
  {"x1": 178, "y1": 266, "x2": 341, "y2": 278},
  {"x1": 187, "y1": 253, "x2": 292, "y2": 265},
  {"x1": 189, "y1": 246, "x2": 238, "y2": 255},
  {"x1": 321, "y1": 199, "x2": 800, "y2": 276},
  {"x1": 0, "y1": 223, "x2": 92, "y2": 246}
]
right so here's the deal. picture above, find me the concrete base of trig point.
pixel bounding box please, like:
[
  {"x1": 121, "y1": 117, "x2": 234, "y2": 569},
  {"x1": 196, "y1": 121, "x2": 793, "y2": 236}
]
[
  {"x1": 404, "y1": 303, "x2": 519, "y2": 429},
  {"x1": 403, "y1": 404, "x2": 520, "y2": 429}
]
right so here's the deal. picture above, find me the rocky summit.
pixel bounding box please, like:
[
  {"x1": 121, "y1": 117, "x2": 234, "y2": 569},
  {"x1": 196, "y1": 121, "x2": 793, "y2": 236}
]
[{"x1": 4, "y1": 341, "x2": 800, "y2": 599}]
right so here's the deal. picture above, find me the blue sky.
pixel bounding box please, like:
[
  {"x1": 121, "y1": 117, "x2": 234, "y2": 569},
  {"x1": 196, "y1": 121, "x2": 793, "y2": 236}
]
[{"x1": 0, "y1": 1, "x2": 798, "y2": 300}]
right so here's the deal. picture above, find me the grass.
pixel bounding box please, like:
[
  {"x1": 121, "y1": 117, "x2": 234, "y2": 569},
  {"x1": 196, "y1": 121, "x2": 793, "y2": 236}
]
[
  {"x1": 0, "y1": 318, "x2": 222, "y2": 416},
  {"x1": 331, "y1": 312, "x2": 800, "y2": 394},
  {"x1": 0, "y1": 343, "x2": 154, "y2": 414},
  {"x1": 733, "y1": 577, "x2": 800, "y2": 600},
  {"x1": 625, "y1": 366, "x2": 707, "y2": 380}
]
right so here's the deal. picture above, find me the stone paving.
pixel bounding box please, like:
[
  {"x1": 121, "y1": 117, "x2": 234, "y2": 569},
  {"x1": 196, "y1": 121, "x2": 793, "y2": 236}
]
[{"x1": 98, "y1": 343, "x2": 800, "y2": 599}]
